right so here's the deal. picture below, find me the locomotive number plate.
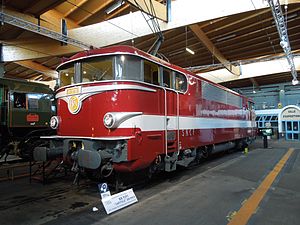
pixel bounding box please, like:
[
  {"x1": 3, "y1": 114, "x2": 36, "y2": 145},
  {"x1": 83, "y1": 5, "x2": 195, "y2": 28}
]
[{"x1": 66, "y1": 86, "x2": 81, "y2": 95}]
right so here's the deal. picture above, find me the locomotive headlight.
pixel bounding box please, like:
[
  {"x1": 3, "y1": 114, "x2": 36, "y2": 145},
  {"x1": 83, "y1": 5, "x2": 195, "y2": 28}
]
[
  {"x1": 103, "y1": 113, "x2": 115, "y2": 129},
  {"x1": 50, "y1": 116, "x2": 59, "y2": 129}
]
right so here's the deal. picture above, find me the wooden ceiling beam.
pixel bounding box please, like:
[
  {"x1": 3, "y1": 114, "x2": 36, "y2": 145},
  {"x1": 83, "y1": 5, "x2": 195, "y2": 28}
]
[
  {"x1": 2, "y1": 37, "x2": 81, "y2": 62},
  {"x1": 106, "y1": 3, "x2": 130, "y2": 20},
  {"x1": 64, "y1": 0, "x2": 89, "y2": 17},
  {"x1": 199, "y1": 56, "x2": 300, "y2": 84},
  {"x1": 23, "y1": 0, "x2": 66, "y2": 15},
  {"x1": 15, "y1": 60, "x2": 58, "y2": 79},
  {"x1": 209, "y1": 6, "x2": 300, "y2": 40},
  {"x1": 126, "y1": 0, "x2": 167, "y2": 21},
  {"x1": 280, "y1": 0, "x2": 300, "y2": 3},
  {"x1": 189, "y1": 24, "x2": 241, "y2": 76},
  {"x1": 207, "y1": 9, "x2": 270, "y2": 33},
  {"x1": 41, "y1": 9, "x2": 80, "y2": 29},
  {"x1": 76, "y1": 0, "x2": 114, "y2": 24}
]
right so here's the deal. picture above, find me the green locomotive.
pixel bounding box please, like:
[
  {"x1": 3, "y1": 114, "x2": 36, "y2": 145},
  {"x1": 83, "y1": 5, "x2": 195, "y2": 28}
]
[{"x1": 0, "y1": 77, "x2": 55, "y2": 161}]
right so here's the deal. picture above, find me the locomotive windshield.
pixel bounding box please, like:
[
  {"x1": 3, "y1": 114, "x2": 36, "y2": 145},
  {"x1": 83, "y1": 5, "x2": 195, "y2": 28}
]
[
  {"x1": 59, "y1": 55, "x2": 142, "y2": 87},
  {"x1": 58, "y1": 55, "x2": 187, "y2": 92}
]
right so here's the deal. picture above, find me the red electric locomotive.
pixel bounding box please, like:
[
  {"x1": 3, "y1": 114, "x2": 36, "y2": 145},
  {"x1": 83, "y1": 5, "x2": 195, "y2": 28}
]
[{"x1": 34, "y1": 45, "x2": 256, "y2": 179}]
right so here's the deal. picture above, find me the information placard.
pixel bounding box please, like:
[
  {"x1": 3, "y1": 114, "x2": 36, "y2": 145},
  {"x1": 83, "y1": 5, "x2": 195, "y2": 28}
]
[{"x1": 101, "y1": 188, "x2": 138, "y2": 214}]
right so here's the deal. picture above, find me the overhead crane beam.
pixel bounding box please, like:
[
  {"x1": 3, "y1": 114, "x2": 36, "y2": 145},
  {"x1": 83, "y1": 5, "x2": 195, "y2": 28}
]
[
  {"x1": 0, "y1": 8, "x2": 80, "y2": 79},
  {"x1": 189, "y1": 24, "x2": 241, "y2": 76},
  {"x1": 0, "y1": 10, "x2": 90, "y2": 50}
]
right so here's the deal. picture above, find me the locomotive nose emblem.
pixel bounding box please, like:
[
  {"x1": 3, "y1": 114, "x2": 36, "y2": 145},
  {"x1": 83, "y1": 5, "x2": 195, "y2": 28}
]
[{"x1": 68, "y1": 95, "x2": 81, "y2": 114}]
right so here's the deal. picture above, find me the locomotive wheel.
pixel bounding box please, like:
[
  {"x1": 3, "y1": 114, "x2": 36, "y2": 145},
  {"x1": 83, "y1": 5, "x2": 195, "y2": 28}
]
[
  {"x1": 201, "y1": 146, "x2": 211, "y2": 159},
  {"x1": 147, "y1": 164, "x2": 155, "y2": 180}
]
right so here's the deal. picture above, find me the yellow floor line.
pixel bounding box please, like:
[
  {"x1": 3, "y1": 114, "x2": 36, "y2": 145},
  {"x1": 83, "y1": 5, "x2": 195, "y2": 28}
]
[{"x1": 227, "y1": 148, "x2": 294, "y2": 225}]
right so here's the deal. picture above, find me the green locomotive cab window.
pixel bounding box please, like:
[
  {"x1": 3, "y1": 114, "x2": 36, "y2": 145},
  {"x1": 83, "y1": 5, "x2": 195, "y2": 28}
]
[{"x1": 13, "y1": 93, "x2": 26, "y2": 109}]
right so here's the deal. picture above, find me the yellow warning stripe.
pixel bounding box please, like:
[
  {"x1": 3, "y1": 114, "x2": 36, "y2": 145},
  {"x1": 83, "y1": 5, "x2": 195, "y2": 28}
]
[{"x1": 227, "y1": 148, "x2": 294, "y2": 225}]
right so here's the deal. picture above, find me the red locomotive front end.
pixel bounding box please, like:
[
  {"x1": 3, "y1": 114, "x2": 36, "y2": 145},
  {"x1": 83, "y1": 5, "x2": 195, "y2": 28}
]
[{"x1": 34, "y1": 45, "x2": 256, "y2": 179}]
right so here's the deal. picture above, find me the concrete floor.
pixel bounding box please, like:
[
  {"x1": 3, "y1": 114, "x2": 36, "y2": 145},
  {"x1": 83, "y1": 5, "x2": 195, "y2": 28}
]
[{"x1": 0, "y1": 138, "x2": 299, "y2": 225}]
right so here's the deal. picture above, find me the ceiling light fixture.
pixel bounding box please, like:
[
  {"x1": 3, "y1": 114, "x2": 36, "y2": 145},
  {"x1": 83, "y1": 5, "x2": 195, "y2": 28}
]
[
  {"x1": 105, "y1": 0, "x2": 124, "y2": 14},
  {"x1": 185, "y1": 26, "x2": 195, "y2": 55},
  {"x1": 185, "y1": 47, "x2": 195, "y2": 55}
]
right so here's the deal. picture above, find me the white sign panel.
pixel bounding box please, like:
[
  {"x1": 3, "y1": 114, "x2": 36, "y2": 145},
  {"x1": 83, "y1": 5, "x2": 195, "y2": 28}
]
[
  {"x1": 101, "y1": 188, "x2": 138, "y2": 214},
  {"x1": 281, "y1": 107, "x2": 300, "y2": 121}
]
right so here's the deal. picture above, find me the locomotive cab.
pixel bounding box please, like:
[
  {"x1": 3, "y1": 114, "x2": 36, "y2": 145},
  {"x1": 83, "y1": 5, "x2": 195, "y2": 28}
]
[{"x1": 0, "y1": 78, "x2": 54, "y2": 159}]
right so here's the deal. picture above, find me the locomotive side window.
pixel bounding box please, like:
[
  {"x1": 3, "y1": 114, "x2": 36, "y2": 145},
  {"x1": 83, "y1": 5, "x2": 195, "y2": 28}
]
[
  {"x1": 82, "y1": 57, "x2": 113, "y2": 82},
  {"x1": 13, "y1": 93, "x2": 26, "y2": 109},
  {"x1": 28, "y1": 95, "x2": 39, "y2": 109},
  {"x1": 115, "y1": 55, "x2": 142, "y2": 81},
  {"x1": 27, "y1": 93, "x2": 52, "y2": 111},
  {"x1": 175, "y1": 72, "x2": 187, "y2": 92},
  {"x1": 163, "y1": 68, "x2": 173, "y2": 88},
  {"x1": 144, "y1": 60, "x2": 160, "y2": 85},
  {"x1": 202, "y1": 81, "x2": 242, "y2": 108}
]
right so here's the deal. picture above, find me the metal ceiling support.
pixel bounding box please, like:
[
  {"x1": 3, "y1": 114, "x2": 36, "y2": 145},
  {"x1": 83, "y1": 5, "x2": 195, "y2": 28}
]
[
  {"x1": 267, "y1": 0, "x2": 298, "y2": 85},
  {"x1": 0, "y1": 11, "x2": 91, "y2": 50},
  {"x1": 167, "y1": 0, "x2": 171, "y2": 22}
]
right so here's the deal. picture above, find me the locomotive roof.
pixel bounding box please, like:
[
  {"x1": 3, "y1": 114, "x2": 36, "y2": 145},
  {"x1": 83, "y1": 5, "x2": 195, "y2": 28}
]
[
  {"x1": 0, "y1": 77, "x2": 53, "y2": 94},
  {"x1": 59, "y1": 45, "x2": 253, "y2": 102}
]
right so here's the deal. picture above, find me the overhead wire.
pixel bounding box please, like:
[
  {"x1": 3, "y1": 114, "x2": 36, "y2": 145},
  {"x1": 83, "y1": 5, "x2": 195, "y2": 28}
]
[{"x1": 133, "y1": 0, "x2": 164, "y2": 55}]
